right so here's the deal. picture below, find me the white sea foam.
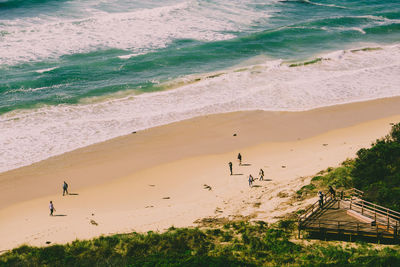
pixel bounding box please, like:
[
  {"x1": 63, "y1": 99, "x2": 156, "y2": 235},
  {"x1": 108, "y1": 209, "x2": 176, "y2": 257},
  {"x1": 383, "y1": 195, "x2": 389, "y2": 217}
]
[
  {"x1": 302, "y1": 0, "x2": 347, "y2": 9},
  {"x1": 117, "y1": 52, "x2": 147, "y2": 59},
  {"x1": 3, "y1": 83, "x2": 67, "y2": 94},
  {"x1": 350, "y1": 27, "x2": 366, "y2": 34},
  {"x1": 35, "y1": 67, "x2": 58, "y2": 73},
  {"x1": 1, "y1": 44, "x2": 400, "y2": 173},
  {"x1": 0, "y1": 0, "x2": 272, "y2": 65}
]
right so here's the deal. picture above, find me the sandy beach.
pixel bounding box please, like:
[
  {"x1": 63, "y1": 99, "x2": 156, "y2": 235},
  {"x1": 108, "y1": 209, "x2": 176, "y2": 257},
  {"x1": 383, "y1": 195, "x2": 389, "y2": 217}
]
[{"x1": 1, "y1": 96, "x2": 400, "y2": 251}]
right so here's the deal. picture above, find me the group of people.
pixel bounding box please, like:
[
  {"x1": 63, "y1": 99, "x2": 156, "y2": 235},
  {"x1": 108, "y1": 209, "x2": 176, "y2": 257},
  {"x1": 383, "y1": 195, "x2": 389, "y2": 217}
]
[
  {"x1": 248, "y1": 169, "x2": 264, "y2": 187},
  {"x1": 317, "y1": 186, "x2": 336, "y2": 208},
  {"x1": 228, "y1": 153, "x2": 265, "y2": 187},
  {"x1": 49, "y1": 181, "x2": 69, "y2": 216},
  {"x1": 228, "y1": 153, "x2": 337, "y2": 204}
]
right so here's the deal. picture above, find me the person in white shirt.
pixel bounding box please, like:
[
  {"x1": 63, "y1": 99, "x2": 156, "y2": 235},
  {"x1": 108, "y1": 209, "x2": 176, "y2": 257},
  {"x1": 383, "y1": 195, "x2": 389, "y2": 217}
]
[{"x1": 49, "y1": 201, "x2": 56, "y2": 216}]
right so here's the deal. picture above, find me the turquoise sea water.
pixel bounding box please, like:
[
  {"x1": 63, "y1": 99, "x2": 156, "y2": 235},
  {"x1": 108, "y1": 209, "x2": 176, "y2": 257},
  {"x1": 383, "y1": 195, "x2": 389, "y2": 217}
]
[{"x1": 0, "y1": 0, "x2": 399, "y2": 172}]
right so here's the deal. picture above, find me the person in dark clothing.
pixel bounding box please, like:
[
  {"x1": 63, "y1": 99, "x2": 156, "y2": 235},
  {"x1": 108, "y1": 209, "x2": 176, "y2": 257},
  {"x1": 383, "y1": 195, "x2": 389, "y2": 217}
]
[
  {"x1": 237, "y1": 153, "x2": 242, "y2": 165},
  {"x1": 63, "y1": 181, "x2": 69, "y2": 196},
  {"x1": 329, "y1": 186, "x2": 336, "y2": 198},
  {"x1": 259, "y1": 168, "x2": 264, "y2": 181},
  {"x1": 318, "y1": 191, "x2": 324, "y2": 208},
  {"x1": 229, "y1": 162, "x2": 233, "y2": 175},
  {"x1": 248, "y1": 174, "x2": 254, "y2": 187}
]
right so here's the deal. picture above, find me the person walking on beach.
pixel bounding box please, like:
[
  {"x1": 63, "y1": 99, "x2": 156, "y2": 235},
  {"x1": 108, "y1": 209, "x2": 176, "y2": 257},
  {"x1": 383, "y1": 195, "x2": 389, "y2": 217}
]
[
  {"x1": 49, "y1": 201, "x2": 56, "y2": 216},
  {"x1": 259, "y1": 168, "x2": 264, "y2": 181},
  {"x1": 248, "y1": 174, "x2": 254, "y2": 187},
  {"x1": 238, "y1": 153, "x2": 242, "y2": 166},
  {"x1": 63, "y1": 181, "x2": 69, "y2": 196},
  {"x1": 229, "y1": 162, "x2": 233, "y2": 175}
]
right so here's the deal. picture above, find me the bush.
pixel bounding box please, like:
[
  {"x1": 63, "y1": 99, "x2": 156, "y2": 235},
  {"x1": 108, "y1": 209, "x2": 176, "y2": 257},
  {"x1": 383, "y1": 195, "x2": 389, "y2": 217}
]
[
  {"x1": 352, "y1": 123, "x2": 400, "y2": 211},
  {"x1": 321, "y1": 160, "x2": 354, "y2": 189}
]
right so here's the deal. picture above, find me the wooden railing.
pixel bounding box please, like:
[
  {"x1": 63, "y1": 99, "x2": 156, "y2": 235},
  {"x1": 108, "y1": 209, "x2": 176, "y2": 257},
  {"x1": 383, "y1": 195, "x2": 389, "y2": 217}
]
[
  {"x1": 298, "y1": 191, "x2": 334, "y2": 226},
  {"x1": 298, "y1": 187, "x2": 400, "y2": 241},
  {"x1": 298, "y1": 187, "x2": 362, "y2": 225},
  {"x1": 302, "y1": 218, "x2": 399, "y2": 239},
  {"x1": 341, "y1": 198, "x2": 400, "y2": 231},
  {"x1": 341, "y1": 188, "x2": 364, "y2": 199},
  {"x1": 299, "y1": 188, "x2": 364, "y2": 225}
]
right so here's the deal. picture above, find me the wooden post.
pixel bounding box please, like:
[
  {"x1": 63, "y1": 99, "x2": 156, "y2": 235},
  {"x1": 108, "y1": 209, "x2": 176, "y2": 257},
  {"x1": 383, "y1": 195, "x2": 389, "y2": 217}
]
[
  {"x1": 319, "y1": 220, "x2": 322, "y2": 236},
  {"x1": 374, "y1": 204, "x2": 377, "y2": 222},
  {"x1": 387, "y1": 210, "x2": 390, "y2": 231},
  {"x1": 395, "y1": 221, "x2": 398, "y2": 239},
  {"x1": 361, "y1": 201, "x2": 364, "y2": 215},
  {"x1": 350, "y1": 199, "x2": 352, "y2": 210}
]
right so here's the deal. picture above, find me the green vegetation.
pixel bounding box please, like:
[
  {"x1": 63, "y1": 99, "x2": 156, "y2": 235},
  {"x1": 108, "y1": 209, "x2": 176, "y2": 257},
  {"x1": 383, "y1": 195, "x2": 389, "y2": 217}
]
[
  {"x1": 352, "y1": 123, "x2": 400, "y2": 211},
  {"x1": 296, "y1": 159, "x2": 355, "y2": 201},
  {"x1": 351, "y1": 47, "x2": 382, "y2": 53},
  {"x1": 313, "y1": 159, "x2": 355, "y2": 189},
  {"x1": 298, "y1": 122, "x2": 400, "y2": 212},
  {"x1": 1, "y1": 221, "x2": 399, "y2": 266},
  {"x1": 289, "y1": 58, "x2": 323, "y2": 67}
]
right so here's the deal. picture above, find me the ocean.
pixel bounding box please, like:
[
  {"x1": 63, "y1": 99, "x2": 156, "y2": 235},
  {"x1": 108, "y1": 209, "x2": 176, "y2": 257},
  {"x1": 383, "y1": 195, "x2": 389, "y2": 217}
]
[{"x1": 0, "y1": 0, "x2": 399, "y2": 173}]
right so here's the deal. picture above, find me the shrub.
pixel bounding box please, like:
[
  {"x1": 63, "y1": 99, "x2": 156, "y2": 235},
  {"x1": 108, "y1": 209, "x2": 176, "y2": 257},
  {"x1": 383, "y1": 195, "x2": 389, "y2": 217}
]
[{"x1": 352, "y1": 123, "x2": 400, "y2": 211}]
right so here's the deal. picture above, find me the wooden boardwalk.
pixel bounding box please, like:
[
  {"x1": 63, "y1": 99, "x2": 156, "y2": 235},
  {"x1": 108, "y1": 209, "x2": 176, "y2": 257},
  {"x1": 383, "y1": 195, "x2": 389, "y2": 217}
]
[{"x1": 298, "y1": 189, "x2": 400, "y2": 242}]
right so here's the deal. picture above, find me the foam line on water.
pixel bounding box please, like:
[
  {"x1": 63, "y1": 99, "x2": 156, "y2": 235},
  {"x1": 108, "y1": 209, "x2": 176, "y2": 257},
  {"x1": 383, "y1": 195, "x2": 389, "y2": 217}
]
[
  {"x1": 1, "y1": 44, "x2": 400, "y2": 173},
  {"x1": 302, "y1": 0, "x2": 347, "y2": 9}
]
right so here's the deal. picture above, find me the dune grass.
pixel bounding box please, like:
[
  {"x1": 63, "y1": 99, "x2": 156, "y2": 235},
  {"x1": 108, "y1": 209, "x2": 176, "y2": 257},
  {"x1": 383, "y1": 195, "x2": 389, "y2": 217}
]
[{"x1": 1, "y1": 220, "x2": 399, "y2": 266}]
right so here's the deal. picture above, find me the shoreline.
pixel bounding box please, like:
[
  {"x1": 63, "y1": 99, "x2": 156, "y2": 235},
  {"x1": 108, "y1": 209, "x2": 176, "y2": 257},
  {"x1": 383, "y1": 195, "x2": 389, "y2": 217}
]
[
  {"x1": 2, "y1": 43, "x2": 399, "y2": 174},
  {"x1": 1, "y1": 96, "x2": 400, "y2": 250}
]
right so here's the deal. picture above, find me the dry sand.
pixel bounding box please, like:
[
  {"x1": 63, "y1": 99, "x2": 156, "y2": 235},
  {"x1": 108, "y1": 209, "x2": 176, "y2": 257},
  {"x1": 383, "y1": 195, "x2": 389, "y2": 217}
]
[{"x1": 1, "y1": 96, "x2": 400, "y2": 251}]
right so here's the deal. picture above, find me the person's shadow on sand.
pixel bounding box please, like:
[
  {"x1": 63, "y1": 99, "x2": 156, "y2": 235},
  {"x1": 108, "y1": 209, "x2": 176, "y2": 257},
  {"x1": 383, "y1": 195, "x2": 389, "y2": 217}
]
[
  {"x1": 68, "y1": 193, "x2": 79, "y2": 195},
  {"x1": 241, "y1": 163, "x2": 251, "y2": 166},
  {"x1": 52, "y1": 214, "x2": 67, "y2": 217}
]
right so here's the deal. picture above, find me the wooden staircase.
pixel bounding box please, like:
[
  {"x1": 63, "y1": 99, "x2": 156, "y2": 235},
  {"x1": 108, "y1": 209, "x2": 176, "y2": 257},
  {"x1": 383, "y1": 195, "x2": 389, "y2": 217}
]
[{"x1": 298, "y1": 188, "x2": 400, "y2": 242}]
